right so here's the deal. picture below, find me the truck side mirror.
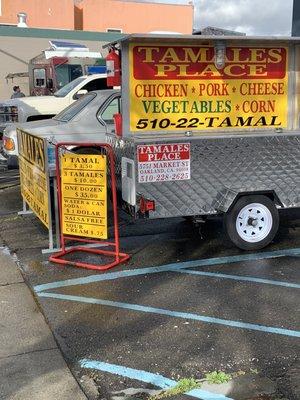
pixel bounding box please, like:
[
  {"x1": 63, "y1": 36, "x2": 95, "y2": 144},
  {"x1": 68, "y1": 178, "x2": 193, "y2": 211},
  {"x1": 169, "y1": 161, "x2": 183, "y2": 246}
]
[
  {"x1": 46, "y1": 78, "x2": 53, "y2": 89},
  {"x1": 74, "y1": 89, "x2": 88, "y2": 100}
]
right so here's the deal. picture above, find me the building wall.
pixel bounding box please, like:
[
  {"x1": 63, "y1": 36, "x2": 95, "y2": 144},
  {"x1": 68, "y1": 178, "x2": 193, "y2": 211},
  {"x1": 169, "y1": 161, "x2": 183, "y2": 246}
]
[
  {"x1": 0, "y1": 0, "x2": 74, "y2": 29},
  {"x1": 0, "y1": 0, "x2": 193, "y2": 33},
  {"x1": 0, "y1": 0, "x2": 194, "y2": 100},
  {"x1": 81, "y1": 0, "x2": 193, "y2": 34}
]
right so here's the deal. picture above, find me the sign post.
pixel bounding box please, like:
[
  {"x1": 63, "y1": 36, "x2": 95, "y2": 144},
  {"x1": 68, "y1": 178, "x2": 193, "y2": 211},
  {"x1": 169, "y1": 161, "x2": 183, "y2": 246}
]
[{"x1": 49, "y1": 143, "x2": 130, "y2": 271}]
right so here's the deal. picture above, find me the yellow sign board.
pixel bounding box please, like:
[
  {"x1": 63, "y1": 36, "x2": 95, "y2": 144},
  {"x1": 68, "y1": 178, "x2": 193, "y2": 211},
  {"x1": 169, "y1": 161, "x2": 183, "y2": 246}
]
[
  {"x1": 61, "y1": 154, "x2": 107, "y2": 239},
  {"x1": 129, "y1": 44, "x2": 288, "y2": 132},
  {"x1": 17, "y1": 129, "x2": 50, "y2": 228}
]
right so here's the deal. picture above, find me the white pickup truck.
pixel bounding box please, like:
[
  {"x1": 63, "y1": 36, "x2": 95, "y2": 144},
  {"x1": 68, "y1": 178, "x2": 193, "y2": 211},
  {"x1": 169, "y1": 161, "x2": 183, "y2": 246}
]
[{"x1": 0, "y1": 73, "x2": 108, "y2": 135}]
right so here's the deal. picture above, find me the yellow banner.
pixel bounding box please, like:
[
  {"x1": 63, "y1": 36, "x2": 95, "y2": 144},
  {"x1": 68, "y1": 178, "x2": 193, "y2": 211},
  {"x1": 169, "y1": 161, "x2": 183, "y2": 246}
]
[
  {"x1": 61, "y1": 154, "x2": 107, "y2": 239},
  {"x1": 17, "y1": 129, "x2": 50, "y2": 228},
  {"x1": 129, "y1": 44, "x2": 288, "y2": 132}
]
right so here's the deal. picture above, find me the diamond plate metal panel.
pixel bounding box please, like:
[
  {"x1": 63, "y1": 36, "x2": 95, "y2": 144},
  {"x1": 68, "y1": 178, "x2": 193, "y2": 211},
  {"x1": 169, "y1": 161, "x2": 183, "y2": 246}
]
[{"x1": 120, "y1": 134, "x2": 300, "y2": 219}]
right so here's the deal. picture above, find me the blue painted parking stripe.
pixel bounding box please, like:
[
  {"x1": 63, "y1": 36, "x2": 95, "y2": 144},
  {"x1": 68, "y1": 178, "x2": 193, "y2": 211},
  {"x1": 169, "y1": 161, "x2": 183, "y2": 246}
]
[
  {"x1": 174, "y1": 269, "x2": 300, "y2": 289},
  {"x1": 80, "y1": 359, "x2": 233, "y2": 400},
  {"x1": 34, "y1": 247, "x2": 300, "y2": 292},
  {"x1": 38, "y1": 292, "x2": 300, "y2": 338},
  {"x1": 34, "y1": 265, "x2": 178, "y2": 292}
]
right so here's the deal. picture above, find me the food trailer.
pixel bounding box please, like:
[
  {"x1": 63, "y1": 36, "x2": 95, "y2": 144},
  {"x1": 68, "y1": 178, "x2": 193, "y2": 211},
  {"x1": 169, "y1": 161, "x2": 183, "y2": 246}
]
[
  {"x1": 103, "y1": 34, "x2": 300, "y2": 250},
  {"x1": 29, "y1": 40, "x2": 105, "y2": 95}
]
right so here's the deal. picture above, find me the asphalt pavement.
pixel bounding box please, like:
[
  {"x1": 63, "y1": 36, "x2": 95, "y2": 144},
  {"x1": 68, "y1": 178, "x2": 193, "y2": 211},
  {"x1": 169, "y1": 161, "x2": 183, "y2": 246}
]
[
  {"x1": 0, "y1": 171, "x2": 299, "y2": 400},
  {"x1": 0, "y1": 151, "x2": 19, "y2": 191}
]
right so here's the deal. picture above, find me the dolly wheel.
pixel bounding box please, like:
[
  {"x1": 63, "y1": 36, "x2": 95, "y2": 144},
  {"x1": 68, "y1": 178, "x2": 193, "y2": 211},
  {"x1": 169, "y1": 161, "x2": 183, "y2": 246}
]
[{"x1": 224, "y1": 195, "x2": 279, "y2": 250}]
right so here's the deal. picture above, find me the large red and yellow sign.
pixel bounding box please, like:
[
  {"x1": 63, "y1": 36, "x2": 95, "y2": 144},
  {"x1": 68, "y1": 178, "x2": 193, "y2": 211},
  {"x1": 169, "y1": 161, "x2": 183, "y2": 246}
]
[{"x1": 129, "y1": 44, "x2": 288, "y2": 132}]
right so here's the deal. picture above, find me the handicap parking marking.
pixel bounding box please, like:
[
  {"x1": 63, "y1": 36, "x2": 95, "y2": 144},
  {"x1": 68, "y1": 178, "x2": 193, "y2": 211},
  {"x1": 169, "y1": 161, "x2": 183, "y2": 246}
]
[
  {"x1": 34, "y1": 247, "x2": 300, "y2": 293},
  {"x1": 80, "y1": 358, "x2": 233, "y2": 400},
  {"x1": 174, "y1": 269, "x2": 300, "y2": 289},
  {"x1": 35, "y1": 250, "x2": 300, "y2": 397},
  {"x1": 38, "y1": 292, "x2": 300, "y2": 338},
  {"x1": 35, "y1": 247, "x2": 300, "y2": 338}
]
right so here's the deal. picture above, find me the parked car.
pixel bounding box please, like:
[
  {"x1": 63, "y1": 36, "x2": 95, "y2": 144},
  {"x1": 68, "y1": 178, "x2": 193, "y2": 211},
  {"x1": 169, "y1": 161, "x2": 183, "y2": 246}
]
[
  {"x1": 0, "y1": 73, "x2": 109, "y2": 135},
  {"x1": 3, "y1": 89, "x2": 120, "y2": 167}
]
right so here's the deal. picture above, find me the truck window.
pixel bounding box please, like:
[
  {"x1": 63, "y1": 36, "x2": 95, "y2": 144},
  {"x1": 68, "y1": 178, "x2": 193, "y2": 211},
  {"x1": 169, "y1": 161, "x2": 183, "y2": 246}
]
[
  {"x1": 55, "y1": 64, "x2": 83, "y2": 89},
  {"x1": 54, "y1": 76, "x2": 86, "y2": 97},
  {"x1": 34, "y1": 68, "x2": 46, "y2": 87},
  {"x1": 98, "y1": 97, "x2": 121, "y2": 125},
  {"x1": 81, "y1": 78, "x2": 108, "y2": 92}
]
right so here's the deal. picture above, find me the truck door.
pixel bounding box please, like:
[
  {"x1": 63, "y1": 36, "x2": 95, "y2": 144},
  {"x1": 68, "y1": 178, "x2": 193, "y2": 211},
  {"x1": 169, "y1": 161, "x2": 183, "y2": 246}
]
[{"x1": 32, "y1": 66, "x2": 49, "y2": 96}]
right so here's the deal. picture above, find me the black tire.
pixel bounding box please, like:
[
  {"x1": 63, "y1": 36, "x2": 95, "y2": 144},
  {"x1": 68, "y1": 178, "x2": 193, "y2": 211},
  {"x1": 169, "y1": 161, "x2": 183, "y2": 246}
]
[
  {"x1": 73, "y1": 147, "x2": 102, "y2": 155},
  {"x1": 224, "y1": 195, "x2": 279, "y2": 251},
  {"x1": 7, "y1": 155, "x2": 19, "y2": 170}
]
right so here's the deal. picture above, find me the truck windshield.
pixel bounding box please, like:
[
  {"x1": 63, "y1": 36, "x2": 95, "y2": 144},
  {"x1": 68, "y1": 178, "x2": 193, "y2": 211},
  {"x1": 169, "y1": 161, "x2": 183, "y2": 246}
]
[
  {"x1": 54, "y1": 76, "x2": 86, "y2": 97},
  {"x1": 54, "y1": 93, "x2": 95, "y2": 121}
]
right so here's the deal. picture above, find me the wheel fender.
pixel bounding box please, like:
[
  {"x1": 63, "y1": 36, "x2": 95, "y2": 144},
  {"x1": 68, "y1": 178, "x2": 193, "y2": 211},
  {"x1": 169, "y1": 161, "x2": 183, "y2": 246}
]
[{"x1": 213, "y1": 189, "x2": 283, "y2": 213}]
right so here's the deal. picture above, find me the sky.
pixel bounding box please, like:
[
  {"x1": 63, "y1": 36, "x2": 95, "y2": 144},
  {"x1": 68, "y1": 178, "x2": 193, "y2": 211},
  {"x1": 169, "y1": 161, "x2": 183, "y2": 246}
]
[
  {"x1": 198, "y1": 0, "x2": 294, "y2": 36},
  {"x1": 122, "y1": 0, "x2": 294, "y2": 36}
]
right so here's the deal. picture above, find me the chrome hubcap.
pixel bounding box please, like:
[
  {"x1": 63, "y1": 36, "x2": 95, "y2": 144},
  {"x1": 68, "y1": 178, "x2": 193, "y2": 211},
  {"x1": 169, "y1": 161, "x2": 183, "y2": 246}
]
[{"x1": 236, "y1": 203, "x2": 273, "y2": 243}]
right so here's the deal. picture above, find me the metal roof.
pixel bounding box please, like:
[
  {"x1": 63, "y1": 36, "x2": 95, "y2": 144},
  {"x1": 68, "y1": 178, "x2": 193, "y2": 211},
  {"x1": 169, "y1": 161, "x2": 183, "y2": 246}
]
[
  {"x1": 0, "y1": 25, "x2": 124, "y2": 42},
  {"x1": 103, "y1": 33, "x2": 300, "y2": 48}
]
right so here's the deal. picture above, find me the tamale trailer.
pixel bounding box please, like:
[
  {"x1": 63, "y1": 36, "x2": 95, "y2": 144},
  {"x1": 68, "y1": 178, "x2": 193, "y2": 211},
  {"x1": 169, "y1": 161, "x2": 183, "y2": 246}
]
[{"x1": 104, "y1": 34, "x2": 300, "y2": 250}]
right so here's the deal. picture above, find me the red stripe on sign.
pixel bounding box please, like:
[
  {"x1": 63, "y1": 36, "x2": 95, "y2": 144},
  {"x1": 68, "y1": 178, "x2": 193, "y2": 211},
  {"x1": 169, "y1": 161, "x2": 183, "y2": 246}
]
[{"x1": 132, "y1": 46, "x2": 287, "y2": 80}]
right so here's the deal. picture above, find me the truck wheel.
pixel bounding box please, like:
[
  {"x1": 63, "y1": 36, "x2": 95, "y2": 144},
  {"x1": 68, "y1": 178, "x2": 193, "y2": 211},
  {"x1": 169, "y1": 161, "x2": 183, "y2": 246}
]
[{"x1": 224, "y1": 195, "x2": 279, "y2": 250}]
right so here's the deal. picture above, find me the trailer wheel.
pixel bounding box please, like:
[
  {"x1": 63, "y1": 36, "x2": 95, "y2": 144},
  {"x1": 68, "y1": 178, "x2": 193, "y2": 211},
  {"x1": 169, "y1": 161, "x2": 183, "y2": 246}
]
[{"x1": 224, "y1": 195, "x2": 279, "y2": 250}]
